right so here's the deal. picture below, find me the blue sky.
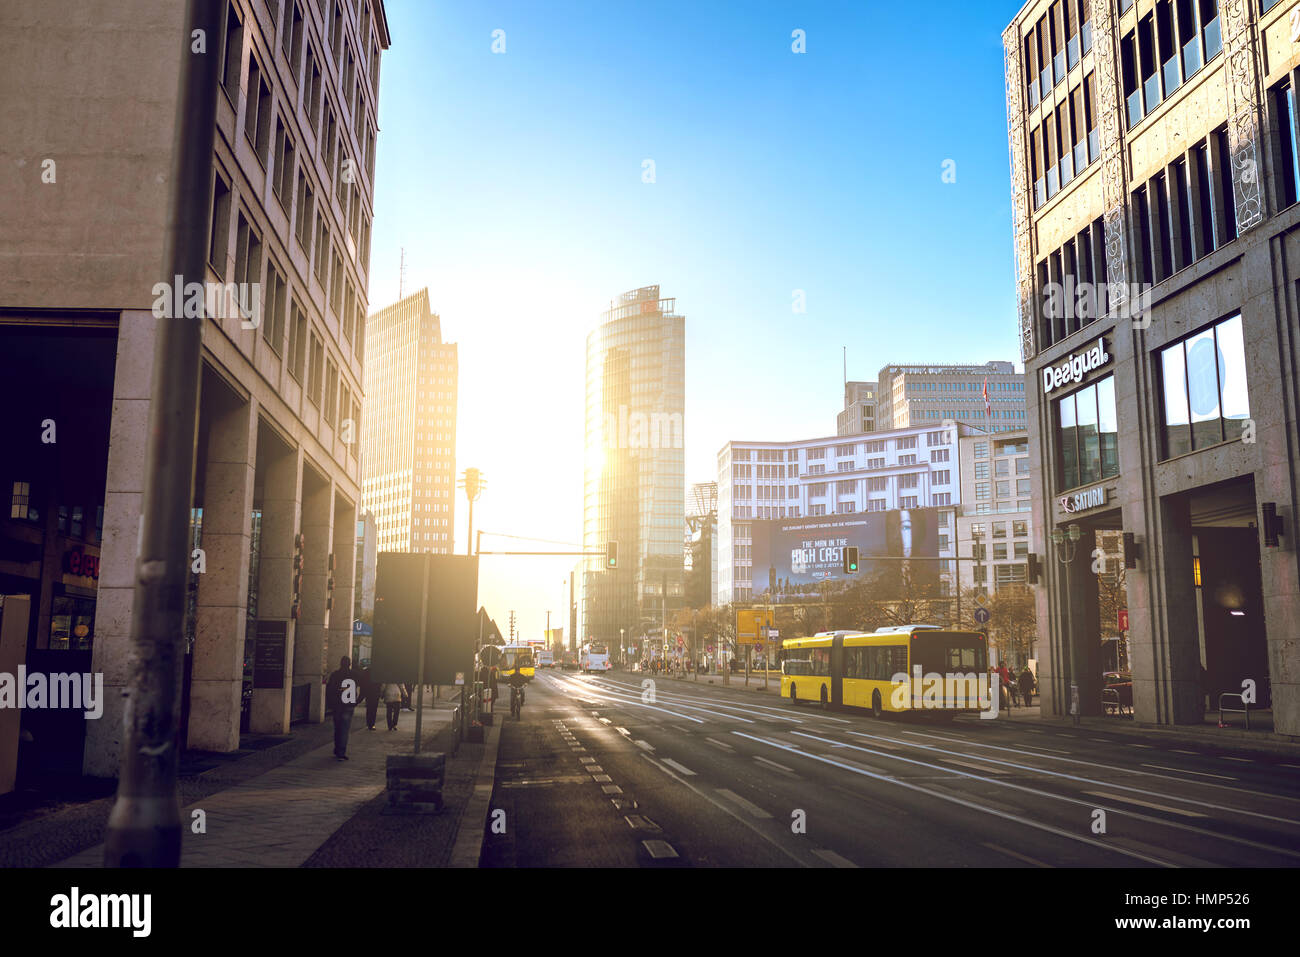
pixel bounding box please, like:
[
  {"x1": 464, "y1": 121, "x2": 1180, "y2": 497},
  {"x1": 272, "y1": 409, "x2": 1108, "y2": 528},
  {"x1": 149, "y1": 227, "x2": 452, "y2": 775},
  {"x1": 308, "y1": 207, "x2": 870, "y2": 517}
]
[{"x1": 368, "y1": 0, "x2": 1023, "y2": 635}]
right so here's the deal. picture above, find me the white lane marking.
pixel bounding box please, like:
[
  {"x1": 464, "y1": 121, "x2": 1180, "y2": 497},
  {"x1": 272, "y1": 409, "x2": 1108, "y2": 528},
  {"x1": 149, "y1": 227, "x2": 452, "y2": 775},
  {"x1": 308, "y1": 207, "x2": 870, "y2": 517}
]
[
  {"x1": 753, "y1": 755, "x2": 797, "y2": 775},
  {"x1": 1128, "y1": 744, "x2": 1153, "y2": 749},
  {"x1": 716, "y1": 788, "x2": 773, "y2": 818},
  {"x1": 579, "y1": 757, "x2": 596, "y2": 764},
  {"x1": 598, "y1": 717, "x2": 612, "y2": 725},
  {"x1": 615, "y1": 727, "x2": 630, "y2": 736},
  {"x1": 540, "y1": 676, "x2": 738, "y2": 722},
  {"x1": 982, "y1": 842, "x2": 1052, "y2": 868},
  {"x1": 732, "y1": 731, "x2": 1175, "y2": 867},
  {"x1": 634, "y1": 739, "x2": 655, "y2": 752},
  {"x1": 661, "y1": 758, "x2": 696, "y2": 776},
  {"x1": 1089, "y1": 738, "x2": 1110, "y2": 743},
  {"x1": 1082, "y1": 790, "x2": 1209, "y2": 818},
  {"x1": 1282, "y1": 764, "x2": 1300, "y2": 770},
  {"x1": 542, "y1": 675, "x2": 707, "y2": 724},
  {"x1": 705, "y1": 737, "x2": 735, "y2": 752},
  {"x1": 803, "y1": 729, "x2": 1300, "y2": 855},
  {"x1": 582, "y1": 674, "x2": 852, "y2": 724},
  {"x1": 1172, "y1": 749, "x2": 1196, "y2": 755},
  {"x1": 811, "y1": 848, "x2": 857, "y2": 868},
  {"x1": 638, "y1": 754, "x2": 806, "y2": 867},
  {"x1": 944, "y1": 758, "x2": 1008, "y2": 775},
  {"x1": 1221, "y1": 757, "x2": 1252, "y2": 763},
  {"x1": 1141, "y1": 764, "x2": 1236, "y2": 781},
  {"x1": 897, "y1": 727, "x2": 1300, "y2": 810}
]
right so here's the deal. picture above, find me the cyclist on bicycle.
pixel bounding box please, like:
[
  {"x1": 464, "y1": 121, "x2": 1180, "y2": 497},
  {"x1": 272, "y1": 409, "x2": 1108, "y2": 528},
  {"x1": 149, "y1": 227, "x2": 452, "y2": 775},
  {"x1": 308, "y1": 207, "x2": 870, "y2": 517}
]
[{"x1": 506, "y1": 667, "x2": 528, "y2": 715}]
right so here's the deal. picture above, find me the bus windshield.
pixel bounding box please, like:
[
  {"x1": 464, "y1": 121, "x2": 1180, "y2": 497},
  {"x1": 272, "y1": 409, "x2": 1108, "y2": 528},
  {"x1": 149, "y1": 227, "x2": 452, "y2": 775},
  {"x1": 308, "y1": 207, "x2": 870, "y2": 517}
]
[
  {"x1": 587, "y1": 644, "x2": 607, "y2": 655},
  {"x1": 909, "y1": 632, "x2": 987, "y2": 675}
]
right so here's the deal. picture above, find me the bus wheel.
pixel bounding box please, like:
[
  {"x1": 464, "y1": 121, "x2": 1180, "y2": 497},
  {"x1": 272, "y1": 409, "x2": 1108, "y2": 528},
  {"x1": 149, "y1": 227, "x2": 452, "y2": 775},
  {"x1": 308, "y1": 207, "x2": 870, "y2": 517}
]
[
  {"x1": 871, "y1": 690, "x2": 883, "y2": 719},
  {"x1": 820, "y1": 685, "x2": 828, "y2": 710}
]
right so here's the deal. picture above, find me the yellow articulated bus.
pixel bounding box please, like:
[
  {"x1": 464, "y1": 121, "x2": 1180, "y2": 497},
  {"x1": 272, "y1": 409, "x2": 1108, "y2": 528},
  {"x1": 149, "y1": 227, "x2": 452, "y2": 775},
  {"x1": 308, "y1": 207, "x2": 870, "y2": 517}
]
[
  {"x1": 498, "y1": 644, "x2": 536, "y2": 682},
  {"x1": 781, "y1": 626, "x2": 989, "y2": 718}
]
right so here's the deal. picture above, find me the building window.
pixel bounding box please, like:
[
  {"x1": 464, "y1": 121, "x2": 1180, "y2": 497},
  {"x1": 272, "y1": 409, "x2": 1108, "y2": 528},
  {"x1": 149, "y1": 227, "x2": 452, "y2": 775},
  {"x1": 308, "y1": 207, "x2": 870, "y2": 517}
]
[
  {"x1": 933, "y1": 469, "x2": 950, "y2": 485},
  {"x1": 975, "y1": 461, "x2": 989, "y2": 479},
  {"x1": 975, "y1": 442, "x2": 988, "y2": 458},
  {"x1": 209, "y1": 169, "x2": 231, "y2": 276},
  {"x1": 287, "y1": 298, "x2": 307, "y2": 382},
  {"x1": 233, "y1": 210, "x2": 261, "y2": 295},
  {"x1": 996, "y1": 481, "x2": 1011, "y2": 498},
  {"x1": 1056, "y1": 374, "x2": 1119, "y2": 489},
  {"x1": 262, "y1": 260, "x2": 286, "y2": 354},
  {"x1": 1276, "y1": 81, "x2": 1300, "y2": 209},
  {"x1": 244, "y1": 55, "x2": 273, "y2": 166},
  {"x1": 221, "y1": 5, "x2": 243, "y2": 103},
  {"x1": 1158, "y1": 313, "x2": 1249, "y2": 457},
  {"x1": 307, "y1": 333, "x2": 323, "y2": 406},
  {"x1": 976, "y1": 483, "x2": 990, "y2": 501},
  {"x1": 10, "y1": 481, "x2": 32, "y2": 520},
  {"x1": 295, "y1": 171, "x2": 314, "y2": 250},
  {"x1": 273, "y1": 121, "x2": 295, "y2": 208}
]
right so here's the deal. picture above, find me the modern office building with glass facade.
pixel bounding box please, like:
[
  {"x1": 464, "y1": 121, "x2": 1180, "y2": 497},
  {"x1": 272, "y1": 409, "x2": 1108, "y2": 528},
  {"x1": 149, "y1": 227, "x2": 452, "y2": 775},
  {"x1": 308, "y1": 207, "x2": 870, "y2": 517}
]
[
  {"x1": 1005, "y1": 0, "x2": 1299, "y2": 735},
  {"x1": 581, "y1": 286, "x2": 685, "y2": 659}
]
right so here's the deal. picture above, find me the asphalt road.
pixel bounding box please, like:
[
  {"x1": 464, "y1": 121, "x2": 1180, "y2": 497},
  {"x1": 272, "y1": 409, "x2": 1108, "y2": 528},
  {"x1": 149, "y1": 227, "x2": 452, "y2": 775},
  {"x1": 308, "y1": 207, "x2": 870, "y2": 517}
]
[{"x1": 479, "y1": 669, "x2": 1300, "y2": 868}]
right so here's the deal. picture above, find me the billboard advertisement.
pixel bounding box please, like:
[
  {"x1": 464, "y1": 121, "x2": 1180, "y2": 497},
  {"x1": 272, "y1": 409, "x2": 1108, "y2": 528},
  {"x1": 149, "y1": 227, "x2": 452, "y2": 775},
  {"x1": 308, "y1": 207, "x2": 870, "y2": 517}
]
[{"x1": 748, "y1": 508, "x2": 941, "y2": 600}]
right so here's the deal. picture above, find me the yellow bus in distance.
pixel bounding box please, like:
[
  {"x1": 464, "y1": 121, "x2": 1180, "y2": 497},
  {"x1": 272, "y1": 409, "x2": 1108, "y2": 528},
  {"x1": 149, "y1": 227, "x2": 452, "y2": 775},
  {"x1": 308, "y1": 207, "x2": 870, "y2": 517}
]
[
  {"x1": 781, "y1": 626, "x2": 988, "y2": 718},
  {"x1": 498, "y1": 644, "x2": 536, "y2": 682}
]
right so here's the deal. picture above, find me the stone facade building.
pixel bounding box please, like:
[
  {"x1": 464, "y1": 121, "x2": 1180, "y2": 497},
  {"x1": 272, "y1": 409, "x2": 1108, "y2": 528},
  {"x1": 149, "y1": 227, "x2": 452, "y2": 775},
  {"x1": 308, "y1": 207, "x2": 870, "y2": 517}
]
[
  {"x1": 0, "y1": 0, "x2": 389, "y2": 783},
  {"x1": 1004, "y1": 0, "x2": 1299, "y2": 735}
]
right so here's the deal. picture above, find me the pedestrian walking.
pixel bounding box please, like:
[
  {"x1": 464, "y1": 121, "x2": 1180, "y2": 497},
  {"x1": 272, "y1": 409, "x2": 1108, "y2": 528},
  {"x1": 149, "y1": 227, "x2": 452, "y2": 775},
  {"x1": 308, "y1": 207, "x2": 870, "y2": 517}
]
[
  {"x1": 326, "y1": 656, "x2": 359, "y2": 760},
  {"x1": 360, "y1": 666, "x2": 380, "y2": 730},
  {"x1": 1018, "y1": 666, "x2": 1035, "y2": 707},
  {"x1": 382, "y1": 682, "x2": 403, "y2": 730}
]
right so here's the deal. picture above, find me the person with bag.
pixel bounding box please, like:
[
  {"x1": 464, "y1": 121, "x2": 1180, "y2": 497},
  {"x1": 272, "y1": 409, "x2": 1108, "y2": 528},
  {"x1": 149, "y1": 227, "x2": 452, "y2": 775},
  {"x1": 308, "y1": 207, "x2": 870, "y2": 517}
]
[{"x1": 382, "y1": 682, "x2": 403, "y2": 731}]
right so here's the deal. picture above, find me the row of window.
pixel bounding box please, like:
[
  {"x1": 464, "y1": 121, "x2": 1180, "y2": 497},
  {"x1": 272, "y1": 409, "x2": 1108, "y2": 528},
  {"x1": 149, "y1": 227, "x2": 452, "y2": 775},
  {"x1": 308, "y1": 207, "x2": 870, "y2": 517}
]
[
  {"x1": 1120, "y1": 0, "x2": 1222, "y2": 131},
  {"x1": 1024, "y1": 0, "x2": 1094, "y2": 108},
  {"x1": 1031, "y1": 71, "x2": 1099, "y2": 210}
]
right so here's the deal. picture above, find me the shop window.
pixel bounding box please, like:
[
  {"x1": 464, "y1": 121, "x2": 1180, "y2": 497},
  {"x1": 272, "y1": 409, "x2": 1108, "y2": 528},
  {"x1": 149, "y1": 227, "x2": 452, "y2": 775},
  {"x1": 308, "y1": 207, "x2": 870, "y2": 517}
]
[
  {"x1": 1055, "y1": 374, "x2": 1119, "y2": 490},
  {"x1": 10, "y1": 481, "x2": 35, "y2": 521},
  {"x1": 1158, "y1": 313, "x2": 1250, "y2": 457}
]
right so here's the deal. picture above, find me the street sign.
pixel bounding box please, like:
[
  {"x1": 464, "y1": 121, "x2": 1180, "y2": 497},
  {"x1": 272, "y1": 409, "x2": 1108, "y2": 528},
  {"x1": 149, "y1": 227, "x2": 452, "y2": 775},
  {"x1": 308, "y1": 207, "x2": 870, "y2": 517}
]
[
  {"x1": 1118, "y1": 608, "x2": 1129, "y2": 631},
  {"x1": 974, "y1": 606, "x2": 990, "y2": 625}
]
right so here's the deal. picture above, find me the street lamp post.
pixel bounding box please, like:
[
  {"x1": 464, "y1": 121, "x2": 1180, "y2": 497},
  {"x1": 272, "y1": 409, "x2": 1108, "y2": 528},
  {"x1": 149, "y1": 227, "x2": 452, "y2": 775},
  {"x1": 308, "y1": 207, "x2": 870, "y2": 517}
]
[
  {"x1": 1051, "y1": 523, "x2": 1083, "y2": 726},
  {"x1": 458, "y1": 468, "x2": 486, "y2": 556}
]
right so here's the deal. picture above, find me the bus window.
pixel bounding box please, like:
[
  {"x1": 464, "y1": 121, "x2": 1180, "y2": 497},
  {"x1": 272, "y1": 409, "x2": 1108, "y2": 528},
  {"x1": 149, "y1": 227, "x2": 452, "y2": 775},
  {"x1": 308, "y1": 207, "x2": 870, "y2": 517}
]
[{"x1": 782, "y1": 659, "x2": 812, "y2": 676}]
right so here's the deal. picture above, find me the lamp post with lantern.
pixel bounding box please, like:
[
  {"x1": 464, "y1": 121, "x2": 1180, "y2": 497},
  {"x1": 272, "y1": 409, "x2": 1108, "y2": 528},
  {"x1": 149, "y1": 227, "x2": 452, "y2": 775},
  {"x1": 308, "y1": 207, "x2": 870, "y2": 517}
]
[{"x1": 1051, "y1": 523, "x2": 1083, "y2": 726}]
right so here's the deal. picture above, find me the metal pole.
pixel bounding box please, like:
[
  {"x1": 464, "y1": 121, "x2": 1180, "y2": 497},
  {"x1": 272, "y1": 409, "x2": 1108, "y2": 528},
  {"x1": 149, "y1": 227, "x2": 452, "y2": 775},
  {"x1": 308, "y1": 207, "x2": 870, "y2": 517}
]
[
  {"x1": 414, "y1": 554, "x2": 430, "y2": 754},
  {"x1": 103, "y1": 0, "x2": 222, "y2": 868}
]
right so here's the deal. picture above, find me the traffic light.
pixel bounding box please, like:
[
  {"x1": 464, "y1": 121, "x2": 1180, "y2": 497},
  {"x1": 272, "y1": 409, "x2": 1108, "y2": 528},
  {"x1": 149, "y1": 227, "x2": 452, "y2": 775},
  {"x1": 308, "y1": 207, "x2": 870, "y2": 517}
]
[
  {"x1": 843, "y1": 546, "x2": 859, "y2": 574},
  {"x1": 606, "y1": 541, "x2": 617, "y2": 568},
  {"x1": 1027, "y1": 552, "x2": 1040, "y2": 585}
]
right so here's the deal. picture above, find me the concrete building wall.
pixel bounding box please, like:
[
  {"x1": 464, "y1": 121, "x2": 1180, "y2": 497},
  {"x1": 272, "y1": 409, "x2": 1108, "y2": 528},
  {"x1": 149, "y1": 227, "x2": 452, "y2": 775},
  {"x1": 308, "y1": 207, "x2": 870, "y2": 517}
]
[{"x1": 0, "y1": 0, "x2": 389, "y2": 777}]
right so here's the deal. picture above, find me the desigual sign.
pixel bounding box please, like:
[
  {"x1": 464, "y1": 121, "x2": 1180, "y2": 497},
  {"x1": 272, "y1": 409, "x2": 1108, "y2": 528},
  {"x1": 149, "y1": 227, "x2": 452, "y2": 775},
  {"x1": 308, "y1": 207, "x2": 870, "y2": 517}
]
[
  {"x1": 1043, "y1": 337, "x2": 1111, "y2": 394},
  {"x1": 1059, "y1": 486, "x2": 1107, "y2": 514}
]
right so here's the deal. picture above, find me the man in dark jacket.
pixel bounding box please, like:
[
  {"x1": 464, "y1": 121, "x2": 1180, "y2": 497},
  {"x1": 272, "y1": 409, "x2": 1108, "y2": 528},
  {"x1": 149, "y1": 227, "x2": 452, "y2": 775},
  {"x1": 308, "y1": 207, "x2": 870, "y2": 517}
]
[
  {"x1": 359, "y1": 666, "x2": 380, "y2": 730},
  {"x1": 1018, "y1": 666, "x2": 1035, "y2": 707},
  {"x1": 325, "y1": 656, "x2": 359, "y2": 760}
]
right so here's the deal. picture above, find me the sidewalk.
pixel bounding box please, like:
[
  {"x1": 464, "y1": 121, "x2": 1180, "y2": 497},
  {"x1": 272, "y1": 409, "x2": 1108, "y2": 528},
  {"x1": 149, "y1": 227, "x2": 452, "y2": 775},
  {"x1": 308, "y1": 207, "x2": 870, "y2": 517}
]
[{"x1": 10, "y1": 691, "x2": 488, "y2": 868}]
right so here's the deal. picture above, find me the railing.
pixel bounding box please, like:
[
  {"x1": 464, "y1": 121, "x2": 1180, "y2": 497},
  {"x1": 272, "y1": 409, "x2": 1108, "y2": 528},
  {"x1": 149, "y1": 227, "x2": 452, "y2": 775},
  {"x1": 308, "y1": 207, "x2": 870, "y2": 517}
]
[{"x1": 1218, "y1": 692, "x2": 1251, "y2": 731}]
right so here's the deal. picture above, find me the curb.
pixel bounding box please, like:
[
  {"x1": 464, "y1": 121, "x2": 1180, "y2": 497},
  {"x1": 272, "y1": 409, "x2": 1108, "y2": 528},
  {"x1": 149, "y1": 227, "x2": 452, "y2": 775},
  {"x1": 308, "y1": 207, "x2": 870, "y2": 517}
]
[
  {"x1": 447, "y1": 720, "x2": 502, "y2": 868},
  {"x1": 1025, "y1": 713, "x2": 1300, "y2": 756}
]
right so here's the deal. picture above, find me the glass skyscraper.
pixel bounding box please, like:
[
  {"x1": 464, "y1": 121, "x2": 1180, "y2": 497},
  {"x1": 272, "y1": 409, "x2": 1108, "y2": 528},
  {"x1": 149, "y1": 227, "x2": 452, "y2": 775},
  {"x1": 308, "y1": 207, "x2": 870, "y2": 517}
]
[{"x1": 582, "y1": 285, "x2": 685, "y2": 657}]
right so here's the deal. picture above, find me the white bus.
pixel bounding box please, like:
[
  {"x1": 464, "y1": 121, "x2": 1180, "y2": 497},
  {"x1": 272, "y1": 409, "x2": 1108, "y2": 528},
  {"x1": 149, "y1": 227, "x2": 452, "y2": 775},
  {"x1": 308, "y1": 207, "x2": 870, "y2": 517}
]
[
  {"x1": 580, "y1": 642, "x2": 611, "y2": 673},
  {"x1": 537, "y1": 650, "x2": 555, "y2": 669}
]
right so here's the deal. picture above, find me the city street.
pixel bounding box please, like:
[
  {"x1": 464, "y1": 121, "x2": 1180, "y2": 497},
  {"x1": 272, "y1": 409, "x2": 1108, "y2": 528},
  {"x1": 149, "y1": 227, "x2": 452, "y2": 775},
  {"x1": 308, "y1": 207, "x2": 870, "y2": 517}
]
[{"x1": 482, "y1": 671, "x2": 1300, "y2": 868}]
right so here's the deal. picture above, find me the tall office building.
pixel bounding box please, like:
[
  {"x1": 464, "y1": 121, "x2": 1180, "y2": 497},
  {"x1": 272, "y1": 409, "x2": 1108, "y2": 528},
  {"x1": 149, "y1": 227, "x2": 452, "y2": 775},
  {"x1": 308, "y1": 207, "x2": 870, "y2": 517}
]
[
  {"x1": 582, "y1": 285, "x2": 685, "y2": 655},
  {"x1": 361, "y1": 288, "x2": 458, "y2": 554},
  {"x1": 836, "y1": 381, "x2": 879, "y2": 435},
  {"x1": 1004, "y1": 0, "x2": 1300, "y2": 733},
  {"x1": 0, "y1": 0, "x2": 390, "y2": 786},
  {"x1": 875, "y1": 361, "x2": 1027, "y2": 432}
]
